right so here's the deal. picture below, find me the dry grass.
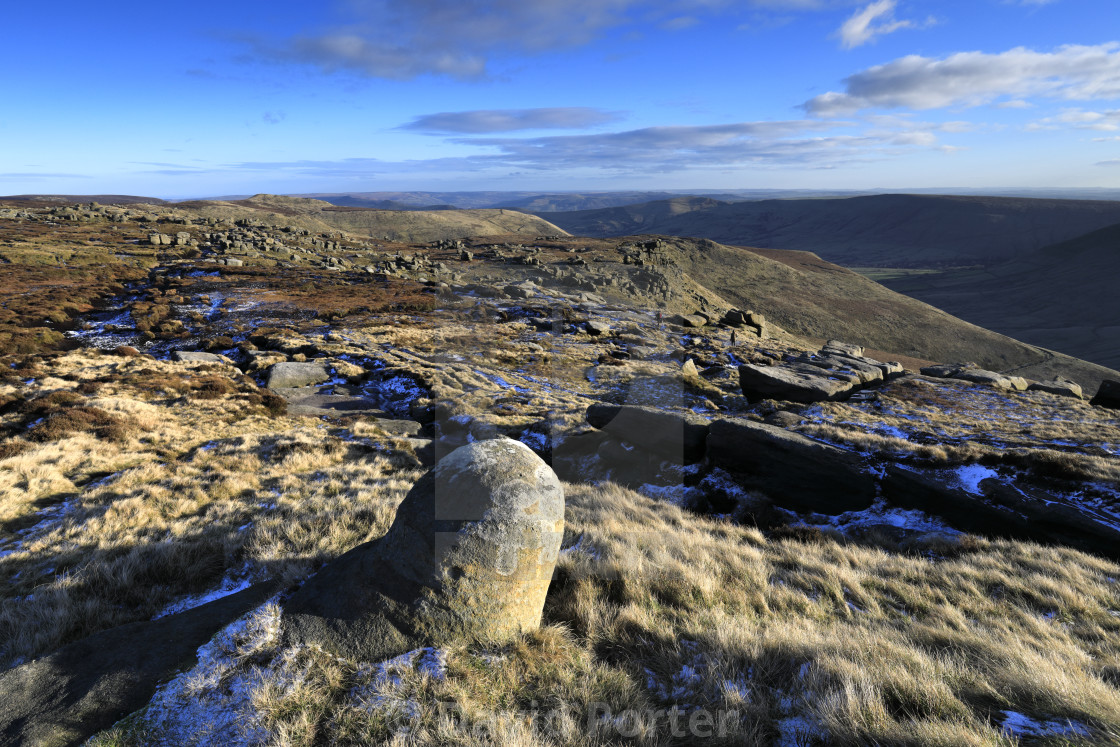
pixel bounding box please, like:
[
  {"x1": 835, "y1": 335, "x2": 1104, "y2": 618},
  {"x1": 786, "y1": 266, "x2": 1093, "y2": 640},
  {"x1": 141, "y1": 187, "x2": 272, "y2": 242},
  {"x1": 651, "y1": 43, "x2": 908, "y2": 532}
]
[
  {"x1": 0, "y1": 349, "x2": 422, "y2": 667},
  {"x1": 85, "y1": 482, "x2": 1120, "y2": 746}
]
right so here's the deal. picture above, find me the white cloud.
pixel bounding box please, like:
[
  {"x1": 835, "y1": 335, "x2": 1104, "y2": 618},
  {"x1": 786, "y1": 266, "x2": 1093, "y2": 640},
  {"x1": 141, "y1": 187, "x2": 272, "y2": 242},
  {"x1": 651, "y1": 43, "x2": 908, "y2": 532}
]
[
  {"x1": 1032, "y1": 108, "x2": 1120, "y2": 131},
  {"x1": 401, "y1": 108, "x2": 622, "y2": 134},
  {"x1": 836, "y1": 0, "x2": 929, "y2": 50},
  {"x1": 806, "y1": 43, "x2": 1120, "y2": 116}
]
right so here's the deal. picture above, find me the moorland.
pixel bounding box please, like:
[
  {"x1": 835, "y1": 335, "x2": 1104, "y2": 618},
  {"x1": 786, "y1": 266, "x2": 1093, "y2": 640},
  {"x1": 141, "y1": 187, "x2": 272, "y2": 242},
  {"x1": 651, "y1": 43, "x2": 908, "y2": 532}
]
[{"x1": 0, "y1": 194, "x2": 1118, "y2": 746}]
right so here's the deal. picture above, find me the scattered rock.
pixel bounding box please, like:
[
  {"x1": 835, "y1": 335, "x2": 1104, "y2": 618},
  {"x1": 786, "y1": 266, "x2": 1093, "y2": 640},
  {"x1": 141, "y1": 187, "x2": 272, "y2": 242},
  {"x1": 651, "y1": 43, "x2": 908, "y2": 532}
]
[
  {"x1": 585, "y1": 320, "x2": 611, "y2": 336},
  {"x1": 282, "y1": 439, "x2": 564, "y2": 661},
  {"x1": 171, "y1": 351, "x2": 226, "y2": 364},
  {"x1": 669, "y1": 313, "x2": 708, "y2": 328}
]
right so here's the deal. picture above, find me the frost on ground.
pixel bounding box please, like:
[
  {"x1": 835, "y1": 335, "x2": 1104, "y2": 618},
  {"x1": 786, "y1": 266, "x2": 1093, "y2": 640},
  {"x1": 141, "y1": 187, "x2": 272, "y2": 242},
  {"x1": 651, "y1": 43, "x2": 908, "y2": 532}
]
[
  {"x1": 953, "y1": 464, "x2": 1000, "y2": 494},
  {"x1": 106, "y1": 600, "x2": 452, "y2": 746},
  {"x1": 350, "y1": 647, "x2": 448, "y2": 721},
  {"x1": 119, "y1": 603, "x2": 283, "y2": 746},
  {"x1": 153, "y1": 571, "x2": 257, "y2": 620}
]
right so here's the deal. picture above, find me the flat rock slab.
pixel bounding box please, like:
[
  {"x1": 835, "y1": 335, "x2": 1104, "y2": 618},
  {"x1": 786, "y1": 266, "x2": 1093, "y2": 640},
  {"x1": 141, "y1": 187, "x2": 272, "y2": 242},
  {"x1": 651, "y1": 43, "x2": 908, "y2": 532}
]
[
  {"x1": 171, "y1": 351, "x2": 230, "y2": 364},
  {"x1": 281, "y1": 392, "x2": 387, "y2": 418},
  {"x1": 586, "y1": 403, "x2": 710, "y2": 464},
  {"x1": 706, "y1": 418, "x2": 876, "y2": 513},
  {"x1": 0, "y1": 582, "x2": 276, "y2": 747},
  {"x1": 739, "y1": 363, "x2": 855, "y2": 403},
  {"x1": 266, "y1": 361, "x2": 332, "y2": 389}
]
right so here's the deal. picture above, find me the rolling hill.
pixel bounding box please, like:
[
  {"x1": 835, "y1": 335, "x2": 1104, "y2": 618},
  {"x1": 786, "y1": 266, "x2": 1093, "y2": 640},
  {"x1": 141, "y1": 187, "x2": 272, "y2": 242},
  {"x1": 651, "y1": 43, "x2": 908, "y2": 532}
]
[
  {"x1": 534, "y1": 193, "x2": 1120, "y2": 268},
  {"x1": 880, "y1": 221, "x2": 1120, "y2": 371},
  {"x1": 164, "y1": 194, "x2": 568, "y2": 242}
]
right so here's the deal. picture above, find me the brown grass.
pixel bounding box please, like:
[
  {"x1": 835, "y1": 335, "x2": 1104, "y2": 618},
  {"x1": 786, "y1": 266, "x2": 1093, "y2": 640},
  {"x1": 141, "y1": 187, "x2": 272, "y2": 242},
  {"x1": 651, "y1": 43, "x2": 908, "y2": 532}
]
[{"x1": 84, "y1": 482, "x2": 1120, "y2": 746}]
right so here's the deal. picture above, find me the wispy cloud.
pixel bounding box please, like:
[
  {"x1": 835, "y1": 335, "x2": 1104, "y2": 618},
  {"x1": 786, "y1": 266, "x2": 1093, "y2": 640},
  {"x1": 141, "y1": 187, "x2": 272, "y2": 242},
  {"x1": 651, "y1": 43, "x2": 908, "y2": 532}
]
[
  {"x1": 254, "y1": 0, "x2": 743, "y2": 80},
  {"x1": 836, "y1": 0, "x2": 931, "y2": 50},
  {"x1": 806, "y1": 43, "x2": 1120, "y2": 115},
  {"x1": 145, "y1": 117, "x2": 957, "y2": 181},
  {"x1": 401, "y1": 108, "x2": 622, "y2": 134},
  {"x1": 1027, "y1": 108, "x2": 1120, "y2": 132},
  {"x1": 0, "y1": 172, "x2": 90, "y2": 180}
]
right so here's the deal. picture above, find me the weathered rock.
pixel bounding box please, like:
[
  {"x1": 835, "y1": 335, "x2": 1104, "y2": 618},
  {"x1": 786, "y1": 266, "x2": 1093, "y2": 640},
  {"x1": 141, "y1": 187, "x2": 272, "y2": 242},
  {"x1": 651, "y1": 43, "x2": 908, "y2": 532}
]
[
  {"x1": 171, "y1": 350, "x2": 226, "y2": 363},
  {"x1": 282, "y1": 439, "x2": 564, "y2": 661},
  {"x1": 951, "y1": 368, "x2": 1016, "y2": 390},
  {"x1": 1091, "y1": 379, "x2": 1120, "y2": 410},
  {"x1": 739, "y1": 362, "x2": 856, "y2": 403},
  {"x1": 266, "y1": 361, "x2": 332, "y2": 389},
  {"x1": 585, "y1": 320, "x2": 611, "y2": 336},
  {"x1": 920, "y1": 362, "x2": 977, "y2": 379},
  {"x1": 793, "y1": 354, "x2": 884, "y2": 385},
  {"x1": 669, "y1": 313, "x2": 708, "y2": 328},
  {"x1": 706, "y1": 419, "x2": 876, "y2": 513},
  {"x1": 586, "y1": 403, "x2": 711, "y2": 464},
  {"x1": 1028, "y1": 379, "x2": 1083, "y2": 399},
  {"x1": 0, "y1": 583, "x2": 276, "y2": 747},
  {"x1": 821, "y1": 340, "x2": 864, "y2": 358},
  {"x1": 681, "y1": 358, "x2": 699, "y2": 378},
  {"x1": 881, "y1": 466, "x2": 1120, "y2": 561}
]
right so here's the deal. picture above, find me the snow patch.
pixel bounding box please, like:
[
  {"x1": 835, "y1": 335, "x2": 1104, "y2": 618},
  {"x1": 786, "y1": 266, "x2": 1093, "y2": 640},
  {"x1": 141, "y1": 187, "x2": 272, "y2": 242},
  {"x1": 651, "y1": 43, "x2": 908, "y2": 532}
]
[
  {"x1": 953, "y1": 464, "x2": 999, "y2": 494},
  {"x1": 154, "y1": 571, "x2": 256, "y2": 619}
]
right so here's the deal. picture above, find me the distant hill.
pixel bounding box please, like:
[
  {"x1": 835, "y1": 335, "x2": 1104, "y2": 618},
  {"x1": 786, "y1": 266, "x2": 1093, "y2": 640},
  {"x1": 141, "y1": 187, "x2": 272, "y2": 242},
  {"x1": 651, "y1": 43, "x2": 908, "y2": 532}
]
[
  {"x1": 298, "y1": 191, "x2": 752, "y2": 211},
  {"x1": 165, "y1": 194, "x2": 567, "y2": 243},
  {"x1": 0, "y1": 194, "x2": 168, "y2": 206},
  {"x1": 534, "y1": 194, "x2": 1120, "y2": 268},
  {"x1": 880, "y1": 222, "x2": 1120, "y2": 371}
]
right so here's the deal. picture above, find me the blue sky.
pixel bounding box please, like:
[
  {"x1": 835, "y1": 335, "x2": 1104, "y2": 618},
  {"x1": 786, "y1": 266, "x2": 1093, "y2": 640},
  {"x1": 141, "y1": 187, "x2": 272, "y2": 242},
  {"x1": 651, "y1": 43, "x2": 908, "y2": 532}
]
[{"x1": 2, "y1": 0, "x2": 1119, "y2": 197}]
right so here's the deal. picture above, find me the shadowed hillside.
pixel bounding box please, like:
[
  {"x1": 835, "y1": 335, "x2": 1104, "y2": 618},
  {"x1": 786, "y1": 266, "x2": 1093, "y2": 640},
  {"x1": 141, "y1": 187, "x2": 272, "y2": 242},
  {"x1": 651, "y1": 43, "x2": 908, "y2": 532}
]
[
  {"x1": 650, "y1": 237, "x2": 1118, "y2": 389},
  {"x1": 881, "y1": 221, "x2": 1120, "y2": 370},
  {"x1": 535, "y1": 194, "x2": 1120, "y2": 268}
]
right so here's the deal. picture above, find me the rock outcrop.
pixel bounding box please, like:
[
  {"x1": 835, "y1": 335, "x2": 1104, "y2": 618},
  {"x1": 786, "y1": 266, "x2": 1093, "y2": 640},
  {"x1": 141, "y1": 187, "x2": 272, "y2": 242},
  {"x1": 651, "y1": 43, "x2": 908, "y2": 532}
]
[
  {"x1": 282, "y1": 439, "x2": 564, "y2": 660},
  {"x1": 738, "y1": 341, "x2": 903, "y2": 403},
  {"x1": 706, "y1": 418, "x2": 877, "y2": 513},
  {"x1": 586, "y1": 403, "x2": 710, "y2": 464},
  {"x1": 920, "y1": 363, "x2": 1028, "y2": 392}
]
